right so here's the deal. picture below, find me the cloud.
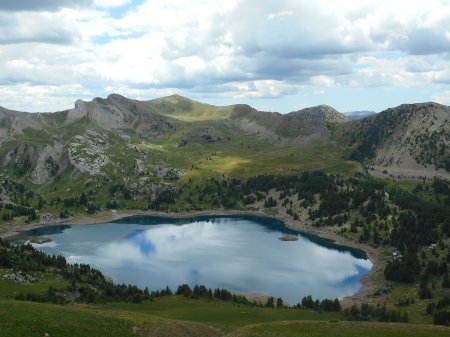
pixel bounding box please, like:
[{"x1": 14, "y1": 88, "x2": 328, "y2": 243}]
[
  {"x1": 310, "y1": 76, "x2": 335, "y2": 87},
  {"x1": 433, "y1": 90, "x2": 450, "y2": 105},
  {"x1": 221, "y1": 80, "x2": 298, "y2": 99},
  {"x1": 226, "y1": 0, "x2": 374, "y2": 59},
  {"x1": 0, "y1": 0, "x2": 92, "y2": 12},
  {"x1": 402, "y1": 29, "x2": 450, "y2": 55},
  {"x1": 0, "y1": 14, "x2": 74, "y2": 45},
  {"x1": 0, "y1": 83, "x2": 89, "y2": 112},
  {"x1": 267, "y1": 10, "x2": 295, "y2": 21},
  {"x1": 1, "y1": 0, "x2": 450, "y2": 112},
  {"x1": 94, "y1": 0, "x2": 131, "y2": 8}
]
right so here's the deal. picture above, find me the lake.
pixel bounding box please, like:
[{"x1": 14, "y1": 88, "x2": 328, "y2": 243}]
[{"x1": 25, "y1": 215, "x2": 372, "y2": 304}]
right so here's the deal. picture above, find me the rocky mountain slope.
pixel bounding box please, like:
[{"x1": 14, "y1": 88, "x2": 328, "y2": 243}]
[
  {"x1": 340, "y1": 102, "x2": 450, "y2": 179},
  {"x1": 230, "y1": 104, "x2": 331, "y2": 146},
  {"x1": 0, "y1": 94, "x2": 334, "y2": 189},
  {"x1": 0, "y1": 95, "x2": 448, "y2": 192},
  {"x1": 289, "y1": 105, "x2": 351, "y2": 123}
]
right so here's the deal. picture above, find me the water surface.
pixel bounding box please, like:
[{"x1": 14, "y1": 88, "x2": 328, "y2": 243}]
[{"x1": 26, "y1": 215, "x2": 372, "y2": 304}]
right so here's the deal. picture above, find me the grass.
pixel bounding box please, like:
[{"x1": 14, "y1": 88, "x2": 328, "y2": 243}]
[
  {"x1": 94, "y1": 297, "x2": 341, "y2": 333},
  {"x1": 30, "y1": 119, "x2": 359, "y2": 207},
  {"x1": 0, "y1": 295, "x2": 449, "y2": 337},
  {"x1": 2, "y1": 99, "x2": 362, "y2": 208},
  {"x1": 2, "y1": 99, "x2": 447, "y2": 335},
  {"x1": 0, "y1": 272, "x2": 67, "y2": 298},
  {"x1": 227, "y1": 320, "x2": 450, "y2": 337},
  {"x1": 14, "y1": 128, "x2": 54, "y2": 146},
  {"x1": 0, "y1": 300, "x2": 135, "y2": 337},
  {"x1": 384, "y1": 283, "x2": 433, "y2": 324}
]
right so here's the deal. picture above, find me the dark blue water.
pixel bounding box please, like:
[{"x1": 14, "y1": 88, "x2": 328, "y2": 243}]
[{"x1": 26, "y1": 215, "x2": 372, "y2": 304}]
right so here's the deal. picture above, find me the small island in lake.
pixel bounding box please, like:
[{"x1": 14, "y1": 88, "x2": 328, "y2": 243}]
[
  {"x1": 29, "y1": 237, "x2": 52, "y2": 244},
  {"x1": 278, "y1": 235, "x2": 298, "y2": 241}
]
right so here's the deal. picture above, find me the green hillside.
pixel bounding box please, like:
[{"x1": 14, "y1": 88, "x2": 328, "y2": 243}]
[{"x1": 0, "y1": 95, "x2": 449, "y2": 336}]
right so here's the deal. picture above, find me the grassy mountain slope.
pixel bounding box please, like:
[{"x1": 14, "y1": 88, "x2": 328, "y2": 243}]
[
  {"x1": 4, "y1": 297, "x2": 449, "y2": 337},
  {"x1": 0, "y1": 94, "x2": 354, "y2": 191},
  {"x1": 1, "y1": 269, "x2": 449, "y2": 337},
  {"x1": 1, "y1": 96, "x2": 450, "y2": 336}
]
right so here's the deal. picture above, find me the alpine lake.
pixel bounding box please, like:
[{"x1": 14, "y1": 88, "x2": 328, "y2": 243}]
[{"x1": 21, "y1": 215, "x2": 372, "y2": 304}]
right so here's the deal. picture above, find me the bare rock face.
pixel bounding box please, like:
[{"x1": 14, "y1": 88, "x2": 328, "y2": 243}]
[
  {"x1": 67, "y1": 96, "x2": 134, "y2": 130},
  {"x1": 30, "y1": 142, "x2": 67, "y2": 184},
  {"x1": 65, "y1": 99, "x2": 89, "y2": 123},
  {"x1": 4, "y1": 142, "x2": 40, "y2": 167},
  {"x1": 68, "y1": 130, "x2": 109, "y2": 176}
]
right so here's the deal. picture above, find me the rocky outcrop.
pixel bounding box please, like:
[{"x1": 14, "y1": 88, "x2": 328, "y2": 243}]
[
  {"x1": 68, "y1": 131, "x2": 109, "y2": 176},
  {"x1": 30, "y1": 142, "x2": 68, "y2": 184}
]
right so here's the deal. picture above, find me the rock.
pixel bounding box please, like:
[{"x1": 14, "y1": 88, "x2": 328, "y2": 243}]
[
  {"x1": 40, "y1": 213, "x2": 58, "y2": 224},
  {"x1": 54, "y1": 290, "x2": 81, "y2": 302},
  {"x1": 30, "y1": 142, "x2": 66, "y2": 184},
  {"x1": 1, "y1": 270, "x2": 36, "y2": 284},
  {"x1": 68, "y1": 132, "x2": 110, "y2": 176}
]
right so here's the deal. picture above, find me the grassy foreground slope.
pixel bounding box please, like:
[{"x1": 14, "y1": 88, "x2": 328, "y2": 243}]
[
  {"x1": 0, "y1": 300, "x2": 135, "y2": 337},
  {"x1": 229, "y1": 320, "x2": 450, "y2": 337},
  {"x1": 0, "y1": 96, "x2": 449, "y2": 336},
  {"x1": 0, "y1": 258, "x2": 448, "y2": 337},
  {"x1": 0, "y1": 256, "x2": 448, "y2": 337},
  {"x1": 1, "y1": 296, "x2": 449, "y2": 337}
]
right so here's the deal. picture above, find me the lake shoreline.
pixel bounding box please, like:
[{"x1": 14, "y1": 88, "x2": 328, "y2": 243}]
[{"x1": 0, "y1": 208, "x2": 386, "y2": 306}]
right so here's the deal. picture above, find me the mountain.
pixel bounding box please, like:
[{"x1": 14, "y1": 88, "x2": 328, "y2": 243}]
[
  {"x1": 340, "y1": 102, "x2": 450, "y2": 179},
  {"x1": 344, "y1": 111, "x2": 376, "y2": 120},
  {"x1": 0, "y1": 94, "x2": 336, "y2": 189},
  {"x1": 1, "y1": 96, "x2": 450, "y2": 337},
  {"x1": 0, "y1": 95, "x2": 448, "y2": 192},
  {"x1": 230, "y1": 104, "x2": 330, "y2": 146},
  {"x1": 289, "y1": 105, "x2": 351, "y2": 123}
]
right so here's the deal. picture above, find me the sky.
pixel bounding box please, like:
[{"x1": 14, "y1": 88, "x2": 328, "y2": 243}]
[{"x1": 1, "y1": 0, "x2": 450, "y2": 113}]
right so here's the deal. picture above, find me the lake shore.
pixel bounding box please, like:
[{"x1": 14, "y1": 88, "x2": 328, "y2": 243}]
[{"x1": 0, "y1": 208, "x2": 387, "y2": 306}]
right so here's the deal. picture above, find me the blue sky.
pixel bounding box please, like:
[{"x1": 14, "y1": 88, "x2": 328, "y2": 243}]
[{"x1": 0, "y1": 0, "x2": 450, "y2": 113}]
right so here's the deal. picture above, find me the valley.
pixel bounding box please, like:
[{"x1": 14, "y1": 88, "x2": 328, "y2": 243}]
[{"x1": 0, "y1": 95, "x2": 449, "y2": 336}]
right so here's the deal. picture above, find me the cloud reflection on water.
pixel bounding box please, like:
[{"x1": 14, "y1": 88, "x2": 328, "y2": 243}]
[{"x1": 32, "y1": 217, "x2": 372, "y2": 304}]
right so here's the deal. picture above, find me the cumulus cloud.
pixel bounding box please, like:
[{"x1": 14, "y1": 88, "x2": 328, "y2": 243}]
[
  {"x1": 222, "y1": 80, "x2": 298, "y2": 98},
  {"x1": 1, "y1": 0, "x2": 450, "y2": 111},
  {"x1": 0, "y1": 83, "x2": 89, "y2": 112},
  {"x1": 433, "y1": 90, "x2": 450, "y2": 105},
  {"x1": 0, "y1": 12, "x2": 76, "y2": 45},
  {"x1": 403, "y1": 29, "x2": 450, "y2": 55},
  {"x1": 311, "y1": 76, "x2": 336, "y2": 87},
  {"x1": 0, "y1": 0, "x2": 92, "y2": 12},
  {"x1": 94, "y1": 0, "x2": 131, "y2": 8}
]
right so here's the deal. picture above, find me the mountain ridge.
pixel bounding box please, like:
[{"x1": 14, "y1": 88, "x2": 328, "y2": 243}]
[
  {"x1": 341, "y1": 101, "x2": 450, "y2": 179},
  {"x1": 289, "y1": 104, "x2": 351, "y2": 123},
  {"x1": 0, "y1": 95, "x2": 448, "y2": 187}
]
